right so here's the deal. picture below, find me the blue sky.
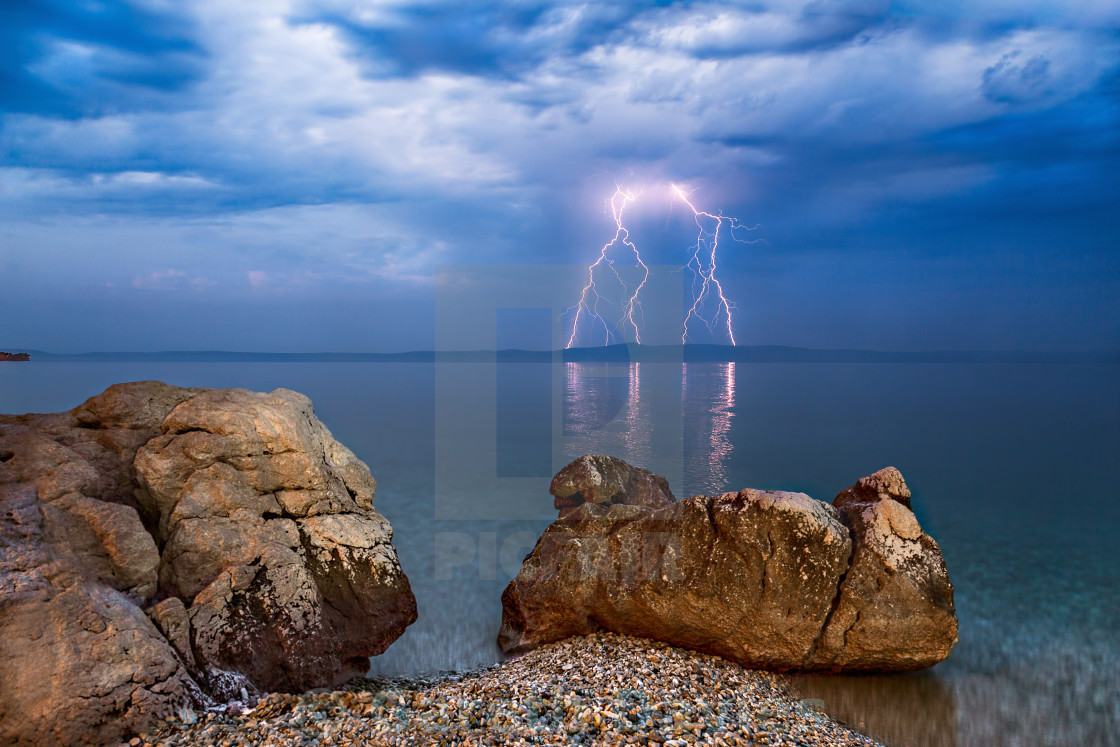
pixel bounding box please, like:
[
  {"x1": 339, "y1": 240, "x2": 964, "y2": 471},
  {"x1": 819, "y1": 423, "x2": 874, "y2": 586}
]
[{"x1": 1, "y1": 0, "x2": 1117, "y2": 352}]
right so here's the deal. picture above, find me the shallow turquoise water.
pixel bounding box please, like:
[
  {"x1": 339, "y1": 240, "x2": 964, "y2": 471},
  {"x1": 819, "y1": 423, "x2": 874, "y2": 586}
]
[{"x1": 2, "y1": 360, "x2": 1116, "y2": 746}]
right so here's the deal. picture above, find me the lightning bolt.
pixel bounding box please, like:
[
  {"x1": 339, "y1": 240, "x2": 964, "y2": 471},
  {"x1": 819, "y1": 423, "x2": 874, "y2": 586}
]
[
  {"x1": 565, "y1": 187, "x2": 649, "y2": 349},
  {"x1": 672, "y1": 184, "x2": 757, "y2": 346}
]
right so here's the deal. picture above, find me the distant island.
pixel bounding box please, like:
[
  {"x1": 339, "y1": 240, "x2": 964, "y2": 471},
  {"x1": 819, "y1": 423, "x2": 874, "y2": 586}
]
[{"x1": 0, "y1": 352, "x2": 30, "y2": 362}]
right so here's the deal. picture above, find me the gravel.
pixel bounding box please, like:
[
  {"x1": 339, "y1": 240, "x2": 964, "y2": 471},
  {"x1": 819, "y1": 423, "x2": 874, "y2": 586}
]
[{"x1": 134, "y1": 633, "x2": 880, "y2": 746}]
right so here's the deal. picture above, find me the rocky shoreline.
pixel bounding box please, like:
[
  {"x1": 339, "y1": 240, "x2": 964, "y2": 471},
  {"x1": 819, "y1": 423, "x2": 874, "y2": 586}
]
[
  {"x1": 139, "y1": 633, "x2": 881, "y2": 746},
  {"x1": 3, "y1": 382, "x2": 953, "y2": 745}
]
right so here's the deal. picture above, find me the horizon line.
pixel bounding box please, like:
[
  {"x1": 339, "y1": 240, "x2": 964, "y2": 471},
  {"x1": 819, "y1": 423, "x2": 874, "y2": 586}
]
[{"x1": 4, "y1": 343, "x2": 1117, "y2": 363}]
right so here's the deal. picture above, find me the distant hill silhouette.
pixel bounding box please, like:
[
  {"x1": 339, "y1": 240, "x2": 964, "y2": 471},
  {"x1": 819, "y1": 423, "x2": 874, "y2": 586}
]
[{"x1": 4, "y1": 345, "x2": 1115, "y2": 364}]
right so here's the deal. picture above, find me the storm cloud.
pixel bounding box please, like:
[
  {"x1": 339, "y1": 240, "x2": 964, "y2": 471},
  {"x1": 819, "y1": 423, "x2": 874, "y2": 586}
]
[{"x1": 1, "y1": 1, "x2": 1117, "y2": 352}]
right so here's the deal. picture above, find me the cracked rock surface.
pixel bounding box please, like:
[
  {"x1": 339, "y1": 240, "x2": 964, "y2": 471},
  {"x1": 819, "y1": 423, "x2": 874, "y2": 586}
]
[
  {"x1": 499, "y1": 456, "x2": 957, "y2": 673},
  {"x1": 0, "y1": 382, "x2": 416, "y2": 746}
]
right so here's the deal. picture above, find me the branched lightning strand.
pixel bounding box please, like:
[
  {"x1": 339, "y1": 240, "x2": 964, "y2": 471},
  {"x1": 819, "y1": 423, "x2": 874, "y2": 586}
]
[
  {"x1": 565, "y1": 187, "x2": 649, "y2": 348},
  {"x1": 672, "y1": 184, "x2": 758, "y2": 346}
]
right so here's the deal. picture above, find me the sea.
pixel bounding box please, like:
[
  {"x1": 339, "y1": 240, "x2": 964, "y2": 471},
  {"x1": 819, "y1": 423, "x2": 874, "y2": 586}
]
[{"x1": 1, "y1": 358, "x2": 1117, "y2": 746}]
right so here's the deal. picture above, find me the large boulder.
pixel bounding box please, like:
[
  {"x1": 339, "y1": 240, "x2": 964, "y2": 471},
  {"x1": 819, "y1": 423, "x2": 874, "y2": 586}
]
[
  {"x1": 0, "y1": 382, "x2": 416, "y2": 745},
  {"x1": 0, "y1": 383, "x2": 206, "y2": 746},
  {"x1": 134, "y1": 387, "x2": 417, "y2": 694},
  {"x1": 499, "y1": 456, "x2": 957, "y2": 672}
]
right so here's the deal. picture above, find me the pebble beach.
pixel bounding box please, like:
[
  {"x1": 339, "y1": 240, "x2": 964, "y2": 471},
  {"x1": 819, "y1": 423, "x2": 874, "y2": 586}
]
[{"x1": 136, "y1": 633, "x2": 880, "y2": 747}]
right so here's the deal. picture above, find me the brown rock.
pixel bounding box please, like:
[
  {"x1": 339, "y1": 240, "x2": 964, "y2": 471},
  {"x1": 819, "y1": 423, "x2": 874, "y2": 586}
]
[
  {"x1": 0, "y1": 585, "x2": 204, "y2": 747},
  {"x1": 134, "y1": 387, "x2": 417, "y2": 693},
  {"x1": 0, "y1": 463, "x2": 201, "y2": 747},
  {"x1": 0, "y1": 382, "x2": 416, "y2": 744},
  {"x1": 502, "y1": 476, "x2": 852, "y2": 668},
  {"x1": 48, "y1": 492, "x2": 161, "y2": 599},
  {"x1": 500, "y1": 456, "x2": 958, "y2": 673},
  {"x1": 549, "y1": 454, "x2": 675, "y2": 516},
  {"x1": 814, "y1": 469, "x2": 958, "y2": 671},
  {"x1": 833, "y1": 465, "x2": 912, "y2": 511},
  {"x1": 147, "y1": 597, "x2": 200, "y2": 674}
]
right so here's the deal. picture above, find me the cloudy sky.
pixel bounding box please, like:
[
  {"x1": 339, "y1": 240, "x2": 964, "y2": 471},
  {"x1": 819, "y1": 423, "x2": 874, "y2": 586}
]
[{"x1": 2, "y1": 0, "x2": 1117, "y2": 352}]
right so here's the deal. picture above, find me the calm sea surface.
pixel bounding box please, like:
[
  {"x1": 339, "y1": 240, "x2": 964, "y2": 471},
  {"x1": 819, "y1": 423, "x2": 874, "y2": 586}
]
[{"x1": 1, "y1": 360, "x2": 1117, "y2": 746}]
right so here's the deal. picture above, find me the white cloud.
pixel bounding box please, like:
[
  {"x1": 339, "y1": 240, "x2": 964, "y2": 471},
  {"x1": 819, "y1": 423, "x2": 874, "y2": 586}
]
[
  {"x1": 634, "y1": 1, "x2": 892, "y2": 55},
  {"x1": 98, "y1": 171, "x2": 215, "y2": 189},
  {"x1": 2, "y1": 0, "x2": 1116, "y2": 279},
  {"x1": 0, "y1": 167, "x2": 217, "y2": 205},
  {"x1": 131, "y1": 268, "x2": 187, "y2": 290},
  {"x1": 5, "y1": 1, "x2": 1115, "y2": 214}
]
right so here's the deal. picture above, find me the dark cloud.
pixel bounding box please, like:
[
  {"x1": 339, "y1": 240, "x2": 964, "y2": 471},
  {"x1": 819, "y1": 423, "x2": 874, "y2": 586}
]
[
  {"x1": 305, "y1": 1, "x2": 654, "y2": 79},
  {"x1": 983, "y1": 51, "x2": 1053, "y2": 103},
  {"x1": 632, "y1": 0, "x2": 897, "y2": 57},
  {"x1": 0, "y1": 0, "x2": 204, "y2": 118},
  {"x1": 1, "y1": 1, "x2": 1118, "y2": 351}
]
